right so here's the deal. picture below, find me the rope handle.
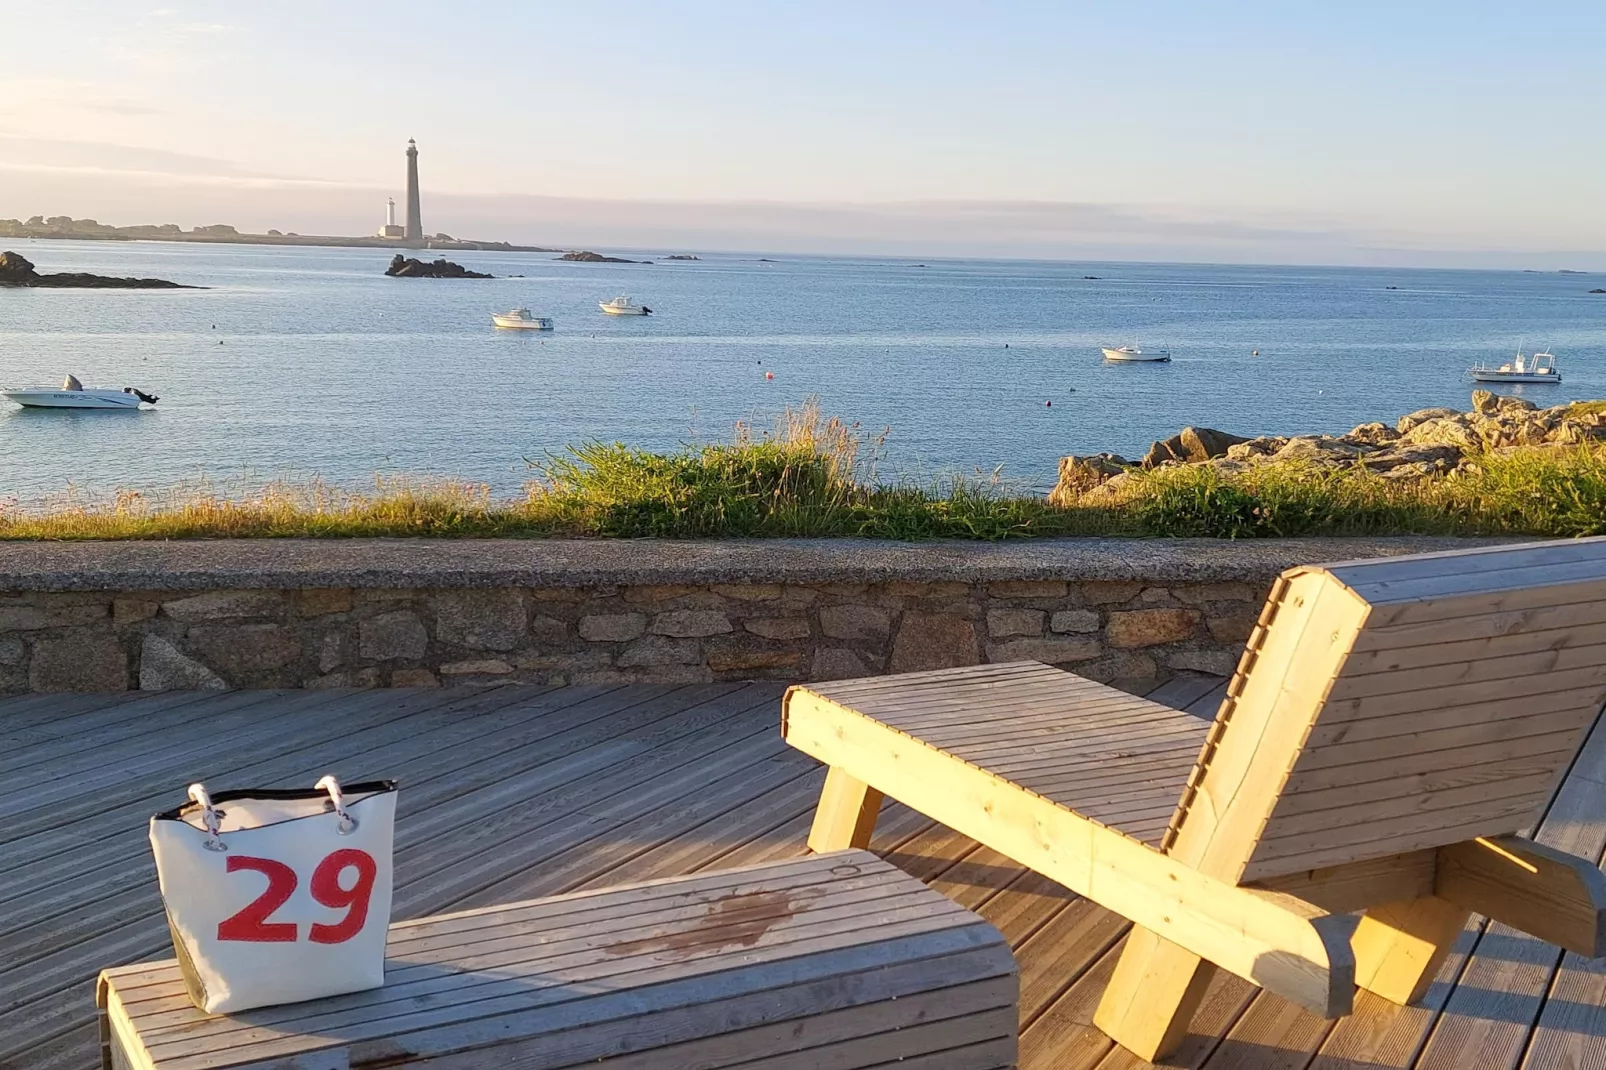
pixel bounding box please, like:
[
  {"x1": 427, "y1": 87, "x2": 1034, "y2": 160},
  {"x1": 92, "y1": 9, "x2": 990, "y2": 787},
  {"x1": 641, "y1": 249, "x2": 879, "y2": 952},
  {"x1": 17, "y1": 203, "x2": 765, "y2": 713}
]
[
  {"x1": 187, "y1": 782, "x2": 228, "y2": 852},
  {"x1": 316, "y1": 775, "x2": 360, "y2": 835}
]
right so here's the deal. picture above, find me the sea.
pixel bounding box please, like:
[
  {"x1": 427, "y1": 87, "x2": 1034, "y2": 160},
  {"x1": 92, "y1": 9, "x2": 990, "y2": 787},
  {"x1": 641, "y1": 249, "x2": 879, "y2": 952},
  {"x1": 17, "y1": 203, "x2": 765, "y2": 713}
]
[{"x1": 2, "y1": 239, "x2": 1603, "y2": 507}]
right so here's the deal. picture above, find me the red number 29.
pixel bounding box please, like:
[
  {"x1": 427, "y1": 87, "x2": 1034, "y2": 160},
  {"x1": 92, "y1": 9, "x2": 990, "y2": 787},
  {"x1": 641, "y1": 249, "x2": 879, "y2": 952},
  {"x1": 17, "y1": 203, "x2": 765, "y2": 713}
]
[{"x1": 216, "y1": 849, "x2": 377, "y2": 945}]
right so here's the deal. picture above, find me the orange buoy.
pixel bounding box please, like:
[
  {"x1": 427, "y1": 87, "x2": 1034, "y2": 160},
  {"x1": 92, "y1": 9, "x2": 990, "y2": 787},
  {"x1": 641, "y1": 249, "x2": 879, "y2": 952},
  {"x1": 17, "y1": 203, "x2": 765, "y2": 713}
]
[{"x1": 765, "y1": 371, "x2": 774, "y2": 380}]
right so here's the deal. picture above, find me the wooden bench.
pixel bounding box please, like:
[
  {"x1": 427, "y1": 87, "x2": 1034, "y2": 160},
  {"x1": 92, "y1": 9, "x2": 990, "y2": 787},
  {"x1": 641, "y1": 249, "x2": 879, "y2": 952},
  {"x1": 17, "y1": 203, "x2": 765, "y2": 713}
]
[
  {"x1": 783, "y1": 538, "x2": 1606, "y2": 1060},
  {"x1": 97, "y1": 850, "x2": 1018, "y2": 1070}
]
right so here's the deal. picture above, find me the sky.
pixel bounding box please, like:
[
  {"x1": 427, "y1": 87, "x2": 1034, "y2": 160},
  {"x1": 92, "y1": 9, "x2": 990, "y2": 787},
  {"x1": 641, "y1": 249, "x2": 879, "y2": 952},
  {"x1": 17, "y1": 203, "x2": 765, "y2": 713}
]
[{"x1": 0, "y1": 1, "x2": 1602, "y2": 267}]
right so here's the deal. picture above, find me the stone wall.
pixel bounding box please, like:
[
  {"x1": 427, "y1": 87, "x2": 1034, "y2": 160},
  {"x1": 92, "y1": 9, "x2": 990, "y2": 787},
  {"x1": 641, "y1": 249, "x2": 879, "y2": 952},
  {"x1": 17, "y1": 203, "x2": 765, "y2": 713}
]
[{"x1": 0, "y1": 537, "x2": 1511, "y2": 694}]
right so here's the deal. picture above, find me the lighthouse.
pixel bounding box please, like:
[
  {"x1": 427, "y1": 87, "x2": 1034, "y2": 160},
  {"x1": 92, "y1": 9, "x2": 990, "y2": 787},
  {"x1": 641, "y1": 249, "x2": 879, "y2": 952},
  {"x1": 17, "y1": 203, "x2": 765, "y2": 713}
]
[
  {"x1": 403, "y1": 139, "x2": 423, "y2": 244},
  {"x1": 377, "y1": 197, "x2": 404, "y2": 239}
]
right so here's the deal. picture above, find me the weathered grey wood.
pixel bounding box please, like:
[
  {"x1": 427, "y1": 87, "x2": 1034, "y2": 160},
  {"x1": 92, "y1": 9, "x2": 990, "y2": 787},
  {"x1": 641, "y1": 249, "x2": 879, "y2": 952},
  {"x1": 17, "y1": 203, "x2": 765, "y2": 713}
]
[
  {"x1": 0, "y1": 686, "x2": 776, "y2": 1064},
  {"x1": 100, "y1": 851, "x2": 1018, "y2": 1070},
  {"x1": 13, "y1": 671, "x2": 1606, "y2": 1069}
]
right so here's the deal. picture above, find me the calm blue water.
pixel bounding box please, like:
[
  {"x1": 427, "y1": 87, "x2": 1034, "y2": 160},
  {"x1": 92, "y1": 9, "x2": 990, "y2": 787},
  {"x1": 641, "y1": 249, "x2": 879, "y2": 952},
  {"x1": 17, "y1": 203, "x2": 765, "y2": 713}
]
[{"x1": 2, "y1": 240, "x2": 1603, "y2": 505}]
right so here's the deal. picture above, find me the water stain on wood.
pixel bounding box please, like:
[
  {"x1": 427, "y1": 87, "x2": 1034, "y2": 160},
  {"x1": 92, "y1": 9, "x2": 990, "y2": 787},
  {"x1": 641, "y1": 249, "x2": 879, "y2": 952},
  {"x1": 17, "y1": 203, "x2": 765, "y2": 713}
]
[{"x1": 605, "y1": 887, "x2": 827, "y2": 960}]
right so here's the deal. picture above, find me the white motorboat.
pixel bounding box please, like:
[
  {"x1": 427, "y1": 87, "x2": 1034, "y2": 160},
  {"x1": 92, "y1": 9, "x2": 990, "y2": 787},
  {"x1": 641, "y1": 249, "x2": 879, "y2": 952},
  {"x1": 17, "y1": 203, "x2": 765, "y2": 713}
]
[
  {"x1": 1102, "y1": 345, "x2": 1170, "y2": 363},
  {"x1": 2, "y1": 375, "x2": 158, "y2": 409},
  {"x1": 491, "y1": 308, "x2": 554, "y2": 330},
  {"x1": 1471, "y1": 345, "x2": 1561, "y2": 383},
  {"x1": 599, "y1": 296, "x2": 652, "y2": 316}
]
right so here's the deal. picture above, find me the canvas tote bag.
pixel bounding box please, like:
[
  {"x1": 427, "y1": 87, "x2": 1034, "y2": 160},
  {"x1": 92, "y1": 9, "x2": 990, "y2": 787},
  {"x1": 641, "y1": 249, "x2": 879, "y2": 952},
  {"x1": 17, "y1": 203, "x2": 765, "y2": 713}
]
[{"x1": 149, "y1": 776, "x2": 397, "y2": 1013}]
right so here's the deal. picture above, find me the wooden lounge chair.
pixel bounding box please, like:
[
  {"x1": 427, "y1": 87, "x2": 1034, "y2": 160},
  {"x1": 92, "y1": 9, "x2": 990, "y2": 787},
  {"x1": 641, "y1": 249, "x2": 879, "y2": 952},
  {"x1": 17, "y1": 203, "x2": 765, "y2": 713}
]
[{"x1": 782, "y1": 538, "x2": 1606, "y2": 1060}]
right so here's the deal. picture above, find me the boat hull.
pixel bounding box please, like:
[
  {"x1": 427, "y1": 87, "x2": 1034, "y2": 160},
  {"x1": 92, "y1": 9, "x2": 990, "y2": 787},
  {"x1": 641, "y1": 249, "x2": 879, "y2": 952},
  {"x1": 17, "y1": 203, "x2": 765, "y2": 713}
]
[
  {"x1": 491, "y1": 314, "x2": 553, "y2": 329},
  {"x1": 1471, "y1": 372, "x2": 1561, "y2": 383},
  {"x1": 599, "y1": 304, "x2": 649, "y2": 315},
  {"x1": 2, "y1": 389, "x2": 145, "y2": 409},
  {"x1": 1102, "y1": 348, "x2": 1170, "y2": 362}
]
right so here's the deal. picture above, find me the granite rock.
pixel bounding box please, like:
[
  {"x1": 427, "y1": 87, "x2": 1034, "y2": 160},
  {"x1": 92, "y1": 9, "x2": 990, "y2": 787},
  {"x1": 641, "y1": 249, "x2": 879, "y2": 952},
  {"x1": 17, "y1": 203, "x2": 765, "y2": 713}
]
[
  {"x1": 651, "y1": 610, "x2": 733, "y2": 638},
  {"x1": 889, "y1": 613, "x2": 978, "y2": 673},
  {"x1": 434, "y1": 589, "x2": 526, "y2": 650},
  {"x1": 819, "y1": 605, "x2": 892, "y2": 641},
  {"x1": 360, "y1": 611, "x2": 429, "y2": 661},
  {"x1": 30, "y1": 634, "x2": 128, "y2": 691},
  {"x1": 578, "y1": 613, "x2": 647, "y2": 642},
  {"x1": 140, "y1": 635, "x2": 227, "y2": 691},
  {"x1": 1106, "y1": 608, "x2": 1201, "y2": 648}
]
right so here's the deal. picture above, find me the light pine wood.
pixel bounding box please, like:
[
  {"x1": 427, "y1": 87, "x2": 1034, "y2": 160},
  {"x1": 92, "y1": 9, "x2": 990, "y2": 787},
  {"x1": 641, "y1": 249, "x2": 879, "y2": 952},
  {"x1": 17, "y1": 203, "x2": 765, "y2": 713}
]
[
  {"x1": 1435, "y1": 834, "x2": 1606, "y2": 957},
  {"x1": 807, "y1": 767, "x2": 884, "y2": 852},
  {"x1": 783, "y1": 688, "x2": 1358, "y2": 1018},
  {"x1": 1350, "y1": 895, "x2": 1473, "y2": 1005},
  {"x1": 1165, "y1": 571, "x2": 1373, "y2": 883},
  {"x1": 1091, "y1": 926, "x2": 1216, "y2": 1061},
  {"x1": 1251, "y1": 850, "x2": 1438, "y2": 914}
]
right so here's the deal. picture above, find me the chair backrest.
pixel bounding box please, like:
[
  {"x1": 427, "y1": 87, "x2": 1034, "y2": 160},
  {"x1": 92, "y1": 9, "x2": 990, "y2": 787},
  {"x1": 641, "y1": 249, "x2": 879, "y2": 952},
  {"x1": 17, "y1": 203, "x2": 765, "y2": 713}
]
[{"x1": 1165, "y1": 537, "x2": 1606, "y2": 885}]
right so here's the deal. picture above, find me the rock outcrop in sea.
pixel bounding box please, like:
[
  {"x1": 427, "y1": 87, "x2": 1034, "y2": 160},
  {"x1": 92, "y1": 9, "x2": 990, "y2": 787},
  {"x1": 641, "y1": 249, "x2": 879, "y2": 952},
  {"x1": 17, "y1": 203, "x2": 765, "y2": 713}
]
[
  {"x1": 384, "y1": 254, "x2": 494, "y2": 278},
  {"x1": 1050, "y1": 391, "x2": 1606, "y2": 505},
  {"x1": 557, "y1": 251, "x2": 648, "y2": 264},
  {"x1": 0, "y1": 250, "x2": 198, "y2": 289}
]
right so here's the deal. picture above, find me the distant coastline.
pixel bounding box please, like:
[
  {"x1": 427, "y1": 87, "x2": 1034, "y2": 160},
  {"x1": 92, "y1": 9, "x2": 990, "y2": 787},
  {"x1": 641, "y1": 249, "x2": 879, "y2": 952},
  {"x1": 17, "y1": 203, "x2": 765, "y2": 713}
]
[{"x1": 0, "y1": 215, "x2": 559, "y2": 254}]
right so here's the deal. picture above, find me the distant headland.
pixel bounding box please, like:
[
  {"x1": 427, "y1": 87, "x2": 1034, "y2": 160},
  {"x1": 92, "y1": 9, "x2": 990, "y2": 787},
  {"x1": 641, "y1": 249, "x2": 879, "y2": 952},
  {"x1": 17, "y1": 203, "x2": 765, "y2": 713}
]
[{"x1": 0, "y1": 215, "x2": 560, "y2": 253}]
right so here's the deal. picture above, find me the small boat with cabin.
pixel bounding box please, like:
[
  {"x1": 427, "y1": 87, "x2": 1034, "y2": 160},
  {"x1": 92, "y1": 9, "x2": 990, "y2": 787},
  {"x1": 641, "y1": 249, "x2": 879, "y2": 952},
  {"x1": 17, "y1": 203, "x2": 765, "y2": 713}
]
[
  {"x1": 1101, "y1": 345, "x2": 1170, "y2": 363},
  {"x1": 2, "y1": 375, "x2": 158, "y2": 409},
  {"x1": 1470, "y1": 345, "x2": 1561, "y2": 383},
  {"x1": 599, "y1": 296, "x2": 652, "y2": 316},
  {"x1": 491, "y1": 308, "x2": 554, "y2": 330}
]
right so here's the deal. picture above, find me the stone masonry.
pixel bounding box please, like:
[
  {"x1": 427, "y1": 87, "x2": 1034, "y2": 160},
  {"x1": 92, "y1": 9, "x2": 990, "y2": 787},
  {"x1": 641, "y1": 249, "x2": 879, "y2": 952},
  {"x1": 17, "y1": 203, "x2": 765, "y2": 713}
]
[{"x1": 0, "y1": 537, "x2": 1513, "y2": 694}]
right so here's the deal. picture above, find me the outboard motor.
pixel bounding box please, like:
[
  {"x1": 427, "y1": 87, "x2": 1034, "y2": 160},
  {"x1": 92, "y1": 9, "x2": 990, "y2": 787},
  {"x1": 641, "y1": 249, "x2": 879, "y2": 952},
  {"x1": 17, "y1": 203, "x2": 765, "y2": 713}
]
[{"x1": 122, "y1": 387, "x2": 160, "y2": 404}]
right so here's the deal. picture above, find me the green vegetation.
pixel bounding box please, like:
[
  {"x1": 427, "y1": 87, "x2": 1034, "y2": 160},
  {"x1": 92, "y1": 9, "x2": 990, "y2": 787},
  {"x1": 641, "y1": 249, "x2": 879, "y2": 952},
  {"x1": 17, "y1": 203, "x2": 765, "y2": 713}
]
[{"x1": 4, "y1": 403, "x2": 1606, "y2": 541}]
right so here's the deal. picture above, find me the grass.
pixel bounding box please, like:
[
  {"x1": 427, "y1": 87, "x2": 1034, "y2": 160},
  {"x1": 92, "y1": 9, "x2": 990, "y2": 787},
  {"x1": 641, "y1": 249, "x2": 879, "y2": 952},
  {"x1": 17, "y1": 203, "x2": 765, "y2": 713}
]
[{"x1": 5, "y1": 401, "x2": 1606, "y2": 541}]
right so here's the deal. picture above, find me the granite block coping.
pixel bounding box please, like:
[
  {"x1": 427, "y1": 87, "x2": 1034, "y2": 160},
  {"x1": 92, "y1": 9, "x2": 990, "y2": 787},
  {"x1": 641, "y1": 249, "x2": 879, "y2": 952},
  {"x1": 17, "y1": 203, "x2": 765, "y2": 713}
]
[{"x1": 0, "y1": 536, "x2": 1522, "y2": 592}]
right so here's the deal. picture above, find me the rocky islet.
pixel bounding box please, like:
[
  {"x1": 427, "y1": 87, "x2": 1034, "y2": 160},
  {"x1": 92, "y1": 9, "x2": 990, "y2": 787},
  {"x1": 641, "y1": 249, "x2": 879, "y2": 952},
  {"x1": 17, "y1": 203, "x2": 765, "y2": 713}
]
[{"x1": 0, "y1": 250, "x2": 198, "y2": 289}]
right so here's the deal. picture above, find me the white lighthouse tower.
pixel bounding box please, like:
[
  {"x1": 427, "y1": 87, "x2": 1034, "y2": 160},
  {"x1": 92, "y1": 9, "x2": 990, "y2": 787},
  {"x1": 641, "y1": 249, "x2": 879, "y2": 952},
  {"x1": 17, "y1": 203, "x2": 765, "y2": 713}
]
[{"x1": 378, "y1": 197, "x2": 404, "y2": 239}]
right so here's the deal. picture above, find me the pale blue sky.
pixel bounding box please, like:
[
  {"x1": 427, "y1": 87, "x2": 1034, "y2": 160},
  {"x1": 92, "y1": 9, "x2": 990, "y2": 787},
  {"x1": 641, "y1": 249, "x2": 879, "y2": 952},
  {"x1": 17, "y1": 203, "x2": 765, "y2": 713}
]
[{"x1": 1, "y1": 2, "x2": 1602, "y2": 265}]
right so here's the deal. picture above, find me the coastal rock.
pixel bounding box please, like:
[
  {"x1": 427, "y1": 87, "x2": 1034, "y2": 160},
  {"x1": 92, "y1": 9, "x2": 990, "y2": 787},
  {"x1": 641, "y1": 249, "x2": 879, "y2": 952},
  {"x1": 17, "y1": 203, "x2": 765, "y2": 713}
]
[
  {"x1": 557, "y1": 251, "x2": 647, "y2": 264},
  {"x1": 0, "y1": 250, "x2": 197, "y2": 289},
  {"x1": 1399, "y1": 417, "x2": 1481, "y2": 452},
  {"x1": 1049, "y1": 453, "x2": 1128, "y2": 503},
  {"x1": 1589, "y1": 288, "x2": 1606, "y2": 294},
  {"x1": 1273, "y1": 436, "x2": 1366, "y2": 463},
  {"x1": 1471, "y1": 390, "x2": 1537, "y2": 416},
  {"x1": 1359, "y1": 443, "x2": 1463, "y2": 473},
  {"x1": 662, "y1": 254, "x2": 701, "y2": 261},
  {"x1": 1342, "y1": 422, "x2": 1401, "y2": 447},
  {"x1": 385, "y1": 254, "x2": 493, "y2": 279},
  {"x1": 1225, "y1": 437, "x2": 1288, "y2": 462},
  {"x1": 1397, "y1": 407, "x2": 1461, "y2": 434},
  {"x1": 1142, "y1": 427, "x2": 1248, "y2": 469}
]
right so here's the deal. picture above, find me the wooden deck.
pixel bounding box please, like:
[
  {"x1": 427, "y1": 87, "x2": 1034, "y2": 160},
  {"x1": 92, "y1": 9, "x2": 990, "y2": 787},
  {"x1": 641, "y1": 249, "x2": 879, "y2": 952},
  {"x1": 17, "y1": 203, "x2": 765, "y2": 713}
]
[{"x1": 2, "y1": 679, "x2": 1603, "y2": 1069}]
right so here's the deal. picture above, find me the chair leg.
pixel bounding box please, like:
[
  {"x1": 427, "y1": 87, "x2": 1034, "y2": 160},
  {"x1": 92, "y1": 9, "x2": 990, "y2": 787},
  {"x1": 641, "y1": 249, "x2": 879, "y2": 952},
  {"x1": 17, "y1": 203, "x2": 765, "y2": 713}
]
[
  {"x1": 1094, "y1": 925, "x2": 1217, "y2": 1061},
  {"x1": 1350, "y1": 896, "x2": 1471, "y2": 1005},
  {"x1": 807, "y1": 767, "x2": 884, "y2": 852}
]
